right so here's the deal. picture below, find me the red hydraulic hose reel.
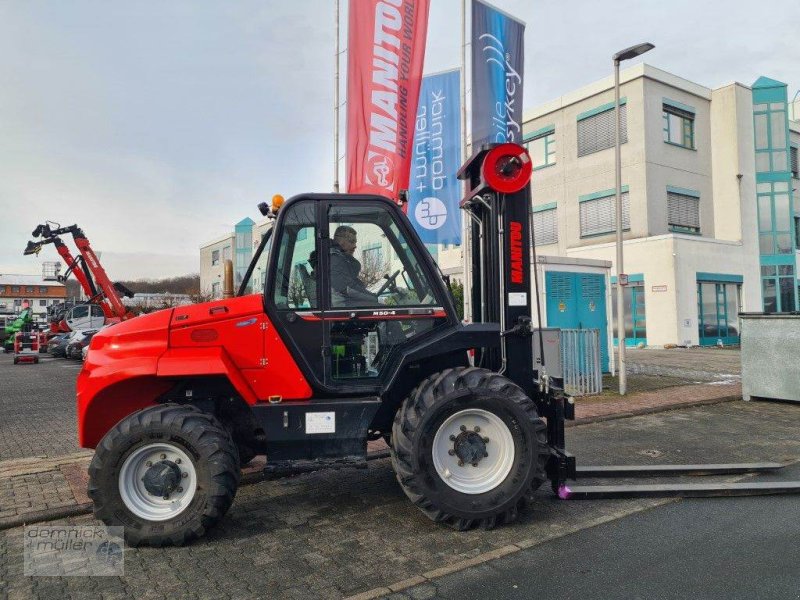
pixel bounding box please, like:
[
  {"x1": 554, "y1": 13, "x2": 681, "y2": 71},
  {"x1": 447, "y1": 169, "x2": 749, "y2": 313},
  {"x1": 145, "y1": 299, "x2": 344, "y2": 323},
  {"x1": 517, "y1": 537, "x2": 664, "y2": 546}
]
[{"x1": 481, "y1": 143, "x2": 533, "y2": 194}]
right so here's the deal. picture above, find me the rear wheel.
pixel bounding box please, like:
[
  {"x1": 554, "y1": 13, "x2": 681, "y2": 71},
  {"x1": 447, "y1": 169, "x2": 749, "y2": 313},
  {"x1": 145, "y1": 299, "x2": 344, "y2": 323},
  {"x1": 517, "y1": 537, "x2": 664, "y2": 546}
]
[
  {"x1": 88, "y1": 404, "x2": 240, "y2": 546},
  {"x1": 391, "y1": 367, "x2": 548, "y2": 530}
]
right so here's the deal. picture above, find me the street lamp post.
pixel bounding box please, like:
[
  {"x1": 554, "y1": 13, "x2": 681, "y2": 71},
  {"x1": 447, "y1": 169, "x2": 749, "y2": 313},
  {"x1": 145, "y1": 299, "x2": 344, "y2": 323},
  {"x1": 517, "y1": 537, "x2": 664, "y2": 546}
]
[{"x1": 612, "y1": 42, "x2": 654, "y2": 396}]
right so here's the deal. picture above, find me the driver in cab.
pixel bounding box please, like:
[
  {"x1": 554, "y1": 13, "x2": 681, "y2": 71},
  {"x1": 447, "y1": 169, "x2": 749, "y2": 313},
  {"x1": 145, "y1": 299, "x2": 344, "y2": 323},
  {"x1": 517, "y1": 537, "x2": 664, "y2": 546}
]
[{"x1": 330, "y1": 225, "x2": 379, "y2": 307}]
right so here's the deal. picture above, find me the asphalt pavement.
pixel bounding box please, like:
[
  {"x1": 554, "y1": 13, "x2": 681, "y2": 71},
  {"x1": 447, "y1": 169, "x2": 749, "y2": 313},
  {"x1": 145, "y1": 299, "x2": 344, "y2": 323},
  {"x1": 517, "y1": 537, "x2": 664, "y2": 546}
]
[{"x1": 396, "y1": 463, "x2": 800, "y2": 600}]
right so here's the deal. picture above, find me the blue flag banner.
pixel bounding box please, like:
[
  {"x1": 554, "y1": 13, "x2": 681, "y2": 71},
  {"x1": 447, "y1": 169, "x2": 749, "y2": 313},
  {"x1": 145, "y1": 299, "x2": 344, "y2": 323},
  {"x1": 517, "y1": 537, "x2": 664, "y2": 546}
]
[
  {"x1": 408, "y1": 69, "x2": 462, "y2": 245},
  {"x1": 471, "y1": 0, "x2": 525, "y2": 147}
]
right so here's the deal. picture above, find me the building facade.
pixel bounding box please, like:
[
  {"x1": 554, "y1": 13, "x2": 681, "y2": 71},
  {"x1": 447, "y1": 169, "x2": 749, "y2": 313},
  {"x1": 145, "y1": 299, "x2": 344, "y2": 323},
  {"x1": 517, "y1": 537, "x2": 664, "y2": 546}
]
[
  {"x1": 0, "y1": 274, "x2": 66, "y2": 318},
  {"x1": 200, "y1": 217, "x2": 269, "y2": 299},
  {"x1": 521, "y1": 64, "x2": 798, "y2": 347}
]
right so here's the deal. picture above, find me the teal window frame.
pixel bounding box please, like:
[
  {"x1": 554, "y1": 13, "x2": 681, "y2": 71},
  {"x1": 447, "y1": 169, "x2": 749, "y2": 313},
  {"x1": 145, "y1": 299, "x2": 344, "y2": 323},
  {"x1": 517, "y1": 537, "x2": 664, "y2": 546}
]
[
  {"x1": 524, "y1": 125, "x2": 556, "y2": 170},
  {"x1": 756, "y1": 181, "x2": 794, "y2": 256},
  {"x1": 753, "y1": 102, "x2": 790, "y2": 174},
  {"x1": 791, "y1": 145, "x2": 798, "y2": 179},
  {"x1": 760, "y1": 264, "x2": 797, "y2": 313},
  {"x1": 696, "y1": 280, "x2": 741, "y2": 346},
  {"x1": 662, "y1": 99, "x2": 695, "y2": 149},
  {"x1": 795, "y1": 215, "x2": 800, "y2": 250}
]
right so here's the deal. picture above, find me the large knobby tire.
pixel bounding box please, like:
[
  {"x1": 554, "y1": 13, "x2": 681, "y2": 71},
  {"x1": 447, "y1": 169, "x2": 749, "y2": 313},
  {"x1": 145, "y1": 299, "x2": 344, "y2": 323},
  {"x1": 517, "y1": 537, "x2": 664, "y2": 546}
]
[
  {"x1": 88, "y1": 403, "x2": 240, "y2": 547},
  {"x1": 391, "y1": 367, "x2": 548, "y2": 530}
]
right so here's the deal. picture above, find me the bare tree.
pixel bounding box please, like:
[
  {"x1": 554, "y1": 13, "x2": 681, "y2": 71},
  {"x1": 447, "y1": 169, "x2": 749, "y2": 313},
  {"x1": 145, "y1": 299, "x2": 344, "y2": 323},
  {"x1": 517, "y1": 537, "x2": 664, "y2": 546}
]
[{"x1": 359, "y1": 248, "x2": 390, "y2": 288}]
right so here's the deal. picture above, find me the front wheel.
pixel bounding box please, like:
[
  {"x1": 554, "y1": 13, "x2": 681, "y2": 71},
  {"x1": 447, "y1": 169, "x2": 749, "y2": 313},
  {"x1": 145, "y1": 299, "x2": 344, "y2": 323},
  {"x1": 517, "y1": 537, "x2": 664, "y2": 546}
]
[
  {"x1": 391, "y1": 367, "x2": 548, "y2": 530},
  {"x1": 88, "y1": 404, "x2": 240, "y2": 547}
]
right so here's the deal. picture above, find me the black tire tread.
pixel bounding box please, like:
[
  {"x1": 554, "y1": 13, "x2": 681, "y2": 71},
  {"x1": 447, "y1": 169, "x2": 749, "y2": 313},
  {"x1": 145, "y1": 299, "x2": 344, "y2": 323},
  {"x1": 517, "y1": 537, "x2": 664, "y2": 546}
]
[
  {"x1": 88, "y1": 403, "x2": 240, "y2": 547},
  {"x1": 390, "y1": 367, "x2": 548, "y2": 531}
]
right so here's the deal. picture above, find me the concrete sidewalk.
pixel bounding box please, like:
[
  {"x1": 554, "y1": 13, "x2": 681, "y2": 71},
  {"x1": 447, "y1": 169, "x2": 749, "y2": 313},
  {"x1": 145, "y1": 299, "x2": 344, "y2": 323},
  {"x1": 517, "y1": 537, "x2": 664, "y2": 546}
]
[{"x1": 0, "y1": 378, "x2": 741, "y2": 530}]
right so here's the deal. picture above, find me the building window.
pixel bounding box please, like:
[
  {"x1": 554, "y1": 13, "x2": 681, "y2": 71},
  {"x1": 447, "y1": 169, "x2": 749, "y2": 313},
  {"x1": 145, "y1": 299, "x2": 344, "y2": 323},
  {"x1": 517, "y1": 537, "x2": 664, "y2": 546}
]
[
  {"x1": 761, "y1": 264, "x2": 796, "y2": 313},
  {"x1": 39, "y1": 299, "x2": 47, "y2": 307},
  {"x1": 791, "y1": 146, "x2": 799, "y2": 179},
  {"x1": 753, "y1": 102, "x2": 788, "y2": 173},
  {"x1": 11, "y1": 286, "x2": 19, "y2": 293},
  {"x1": 795, "y1": 216, "x2": 800, "y2": 250},
  {"x1": 39, "y1": 287, "x2": 47, "y2": 294},
  {"x1": 222, "y1": 245, "x2": 231, "y2": 262},
  {"x1": 757, "y1": 181, "x2": 793, "y2": 255},
  {"x1": 532, "y1": 205, "x2": 558, "y2": 245},
  {"x1": 211, "y1": 282, "x2": 221, "y2": 298},
  {"x1": 26, "y1": 286, "x2": 33, "y2": 293},
  {"x1": 577, "y1": 101, "x2": 627, "y2": 157},
  {"x1": 525, "y1": 126, "x2": 556, "y2": 169},
  {"x1": 579, "y1": 188, "x2": 630, "y2": 237},
  {"x1": 667, "y1": 187, "x2": 700, "y2": 234},
  {"x1": 211, "y1": 249, "x2": 220, "y2": 266},
  {"x1": 662, "y1": 101, "x2": 695, "y2": 149}
]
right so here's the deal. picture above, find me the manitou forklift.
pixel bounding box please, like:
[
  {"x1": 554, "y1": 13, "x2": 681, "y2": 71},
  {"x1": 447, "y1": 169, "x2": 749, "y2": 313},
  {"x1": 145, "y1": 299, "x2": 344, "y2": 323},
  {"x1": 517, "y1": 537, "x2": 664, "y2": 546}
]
[{"x1": 77, "y1": 144, "x2": 800, "y2": 547}]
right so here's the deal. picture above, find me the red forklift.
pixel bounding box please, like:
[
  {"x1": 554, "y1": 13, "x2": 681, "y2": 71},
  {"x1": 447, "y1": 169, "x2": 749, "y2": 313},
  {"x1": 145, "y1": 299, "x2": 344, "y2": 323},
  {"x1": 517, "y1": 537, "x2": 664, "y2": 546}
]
[
  {"x1": 75, "y1": 144, "x2": 800, "y2": 547},
  {"x1": 24, "y1": 222, "x2": 135, "y2": 332}
]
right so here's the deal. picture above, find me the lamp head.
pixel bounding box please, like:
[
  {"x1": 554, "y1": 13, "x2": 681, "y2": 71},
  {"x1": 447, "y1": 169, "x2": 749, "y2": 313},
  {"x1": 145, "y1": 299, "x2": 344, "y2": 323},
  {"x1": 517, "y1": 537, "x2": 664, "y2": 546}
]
[{"x1": 613, "y1": 42, "x2": 655, "y2": 63}]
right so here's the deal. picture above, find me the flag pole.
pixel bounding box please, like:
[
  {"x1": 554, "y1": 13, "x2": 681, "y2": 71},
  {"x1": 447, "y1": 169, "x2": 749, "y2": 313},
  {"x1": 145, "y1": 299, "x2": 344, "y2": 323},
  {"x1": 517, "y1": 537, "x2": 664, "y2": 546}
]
[
  {"x1": 461, "y1": 0, "x2": 472, "y2": 323},
  {"x1": 333, "y1": 0, "x2": 341, "y2": 193}
]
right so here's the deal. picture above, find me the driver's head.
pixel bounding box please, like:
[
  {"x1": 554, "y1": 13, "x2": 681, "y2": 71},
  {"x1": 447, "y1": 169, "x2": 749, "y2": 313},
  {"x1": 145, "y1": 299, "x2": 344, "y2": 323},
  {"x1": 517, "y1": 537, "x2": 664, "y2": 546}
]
[{"x1": 333, "y1": 225, "x2": 357, "y2": 256}]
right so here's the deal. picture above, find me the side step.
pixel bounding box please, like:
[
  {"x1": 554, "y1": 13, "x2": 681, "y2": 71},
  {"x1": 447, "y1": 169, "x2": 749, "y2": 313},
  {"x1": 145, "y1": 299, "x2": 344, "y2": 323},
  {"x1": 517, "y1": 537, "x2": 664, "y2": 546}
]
[
  {"x1": 562, "y1": 481, "x2": 800, "y2": 499},
  {"x1": 576, "y1": 462, "x2": 786, "y2": 478}
]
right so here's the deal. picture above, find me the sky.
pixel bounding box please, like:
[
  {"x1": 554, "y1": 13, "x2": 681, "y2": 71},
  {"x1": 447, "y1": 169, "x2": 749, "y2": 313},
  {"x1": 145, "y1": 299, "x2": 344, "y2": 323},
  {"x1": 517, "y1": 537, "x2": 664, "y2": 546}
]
[{"x1": 1, "y1": 0, "x2": 798, "y2": 280}]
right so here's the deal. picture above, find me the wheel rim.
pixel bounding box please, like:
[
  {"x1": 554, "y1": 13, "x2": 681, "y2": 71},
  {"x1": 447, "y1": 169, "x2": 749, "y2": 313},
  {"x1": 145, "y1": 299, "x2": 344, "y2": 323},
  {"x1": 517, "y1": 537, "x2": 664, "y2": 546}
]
[
  {"x1": 118, "y1": 443, "x2": 198, "y2": 522},
  {"x1": 432, "y1": 408, "x2": 515, "y2": 495}
]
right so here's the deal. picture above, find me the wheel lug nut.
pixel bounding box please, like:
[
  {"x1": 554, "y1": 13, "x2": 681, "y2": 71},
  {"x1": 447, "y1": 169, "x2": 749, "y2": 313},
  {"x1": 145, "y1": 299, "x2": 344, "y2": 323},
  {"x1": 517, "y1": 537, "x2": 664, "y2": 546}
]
[
  {"x1": 484, "y1": 452, "x2": 489, "y2": 458},
  {"x1": 182, "y1": 472, "x2": 188, "y2": 478},
  {"x1": 449, "y1": 435, "x2": 456, "y2": 442},
  {"x1": 472, "y1": 462, "x2": 479, "y2": 467},
  {"x1": 460, "y1": 425, "x2": 467, "y2": 432},
  {"x1": 160, "y1": 454, "x2": 167, "y2": 460},
  {"x1": 474, "y1": 426, "x2": 480, "y2": 433},
  {"x1": 146, "y1": 461, "x2": 152, "y2": 467},
  {"x1": 448, "y1": 449, "x2": 455, "y2": 456},
  {"x1": 177, "y1": 487, "x2": 183, "y2": 493},
  {"x1": 483, "y1": 437, "x2": 490, "y2": 444},
  {"x1": 163, "y1": 495, "x2": 169, "y2": 500},
  {"x1": 458, "y1": 460, "x2": 464, "y2": 467},
  {"x1": 175, "y1": 458, "x2": 181, "y2": 464}
]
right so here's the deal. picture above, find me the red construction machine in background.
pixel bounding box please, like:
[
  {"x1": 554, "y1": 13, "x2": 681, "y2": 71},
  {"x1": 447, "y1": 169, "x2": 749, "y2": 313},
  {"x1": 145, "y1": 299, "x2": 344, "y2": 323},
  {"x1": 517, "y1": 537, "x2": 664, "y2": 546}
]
[
  {"x1": 24, "y1": 222, "x2": 135, "y2": 332},
  {"x1": 13, "y1": 329, "x2": 41, "y2": 364}
]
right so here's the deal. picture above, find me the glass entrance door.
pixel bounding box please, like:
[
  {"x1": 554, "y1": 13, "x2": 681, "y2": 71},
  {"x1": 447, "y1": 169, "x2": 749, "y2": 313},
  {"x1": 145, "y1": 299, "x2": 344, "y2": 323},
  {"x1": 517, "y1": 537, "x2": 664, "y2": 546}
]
[{"x1": 697, "y1": 282, "x2": 740, "y2": 346}]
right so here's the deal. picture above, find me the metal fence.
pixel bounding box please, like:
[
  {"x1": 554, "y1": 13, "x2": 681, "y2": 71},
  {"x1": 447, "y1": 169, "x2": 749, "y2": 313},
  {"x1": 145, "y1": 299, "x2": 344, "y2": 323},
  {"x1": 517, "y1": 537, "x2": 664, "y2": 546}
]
[{"x1": 560, "y1": 328, "x2": 602, "y2": 396}]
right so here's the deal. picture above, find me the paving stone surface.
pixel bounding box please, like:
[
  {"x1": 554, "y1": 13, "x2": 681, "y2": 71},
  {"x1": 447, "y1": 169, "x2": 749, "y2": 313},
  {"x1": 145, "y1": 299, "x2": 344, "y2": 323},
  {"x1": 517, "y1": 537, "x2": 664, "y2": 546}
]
[
  {"x1": 621, "y1": 347, "x2": 741, "y2": 381},
  {"x1": 1, "y1": 400, "x2": 798, "y2": 599},
  {"x1": 0, "y1": 356, "x2": 83, "y2": 461}
]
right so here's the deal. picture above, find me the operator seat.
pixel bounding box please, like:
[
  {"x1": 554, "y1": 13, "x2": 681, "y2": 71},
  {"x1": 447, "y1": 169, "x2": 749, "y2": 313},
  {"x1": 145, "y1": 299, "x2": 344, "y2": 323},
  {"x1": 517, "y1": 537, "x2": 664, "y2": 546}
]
[{"x1": 294, "y1": 263, "x2": 317, "y2": 307}]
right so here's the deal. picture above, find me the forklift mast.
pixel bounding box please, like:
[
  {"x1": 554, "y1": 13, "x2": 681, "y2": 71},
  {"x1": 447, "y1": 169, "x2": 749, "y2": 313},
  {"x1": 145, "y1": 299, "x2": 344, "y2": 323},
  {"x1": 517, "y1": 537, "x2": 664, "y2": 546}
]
[{"x1": 457, "y1": 143, "x2": 538, "y2": 399}]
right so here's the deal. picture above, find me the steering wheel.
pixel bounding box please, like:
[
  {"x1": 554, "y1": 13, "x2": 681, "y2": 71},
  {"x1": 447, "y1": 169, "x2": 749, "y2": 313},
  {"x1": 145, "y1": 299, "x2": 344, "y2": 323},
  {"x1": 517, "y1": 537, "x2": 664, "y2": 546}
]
[{"x1": 376, "y1": 270, "x2": 402, "y2": 296}]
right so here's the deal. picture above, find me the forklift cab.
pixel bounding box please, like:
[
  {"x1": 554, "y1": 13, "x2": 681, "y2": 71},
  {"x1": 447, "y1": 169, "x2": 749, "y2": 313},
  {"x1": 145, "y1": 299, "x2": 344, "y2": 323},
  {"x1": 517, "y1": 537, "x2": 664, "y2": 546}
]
[{"x1": 257, "y1": 194, "x2": 456, "y2": 393}]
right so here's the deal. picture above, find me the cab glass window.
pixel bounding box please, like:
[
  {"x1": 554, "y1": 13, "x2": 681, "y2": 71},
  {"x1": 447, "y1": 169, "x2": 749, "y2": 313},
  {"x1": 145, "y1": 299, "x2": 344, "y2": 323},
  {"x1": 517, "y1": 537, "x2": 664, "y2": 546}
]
[
  {"x1": 272, "y1": 202, "x2": 318, "y2": 309},
  {"x1": 327, "y1": 204, "x2": 439, "y2": 308}
]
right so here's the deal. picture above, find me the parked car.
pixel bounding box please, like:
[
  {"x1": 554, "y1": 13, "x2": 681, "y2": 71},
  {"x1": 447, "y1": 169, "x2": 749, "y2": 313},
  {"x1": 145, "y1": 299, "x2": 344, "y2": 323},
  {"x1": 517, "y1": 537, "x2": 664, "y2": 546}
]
[
  {"x1": 47, "y1": 333, "x2": 71, "y2": 357},
  {"x1": 66, "y1": 330, "x2": 98, "y2": 360}
]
